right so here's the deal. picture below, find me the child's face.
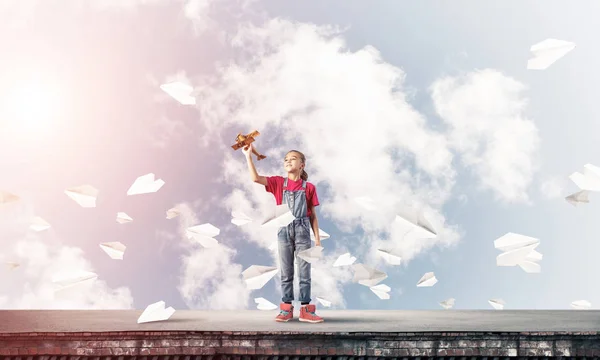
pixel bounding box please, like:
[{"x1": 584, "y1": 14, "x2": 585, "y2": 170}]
[{"x1": 284, "y1": 152, "x2": 303, "y2": 173}]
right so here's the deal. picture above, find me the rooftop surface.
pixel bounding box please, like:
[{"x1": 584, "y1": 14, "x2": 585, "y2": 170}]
[{"x1": 1, "y1": 310, "x2": 599, "y2": 333}]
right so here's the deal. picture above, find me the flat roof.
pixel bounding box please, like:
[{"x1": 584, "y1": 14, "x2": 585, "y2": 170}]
[{"x1": 1, "y1": 310, "x2": 599, "y2": 334}]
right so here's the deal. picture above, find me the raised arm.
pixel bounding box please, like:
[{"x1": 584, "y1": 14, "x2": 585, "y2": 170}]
[{"x1": 243, "y1": 144, "x2": 268, "y2": 186}]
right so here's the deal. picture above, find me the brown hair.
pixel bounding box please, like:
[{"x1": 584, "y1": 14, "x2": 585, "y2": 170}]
[{"x1": 286, "y1": 150, "x2": 308, "y2": 181}]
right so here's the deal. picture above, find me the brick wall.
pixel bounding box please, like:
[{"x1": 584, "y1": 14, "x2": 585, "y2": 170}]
[{"x1": 1, "y1": 331, "x2": 599, "y2": 358}]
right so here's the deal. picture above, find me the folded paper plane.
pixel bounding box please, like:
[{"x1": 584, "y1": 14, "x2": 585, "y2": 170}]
[
  {"x1": 52, "y1": 270, "x2": 98, "y2": 290},
  {"x1": 30, "y1": 216, "x2": 51, "y2": 232},
  {"x1": 352, "y1": 264, "x2": 387, "y2": 287},
  {"x1": 316, "y1": 297, "x2": 332, "y2": 307},
  {"x1": 166, "y1": 207, "x2": 180, "y2": 219},
  {"x1": 231, "y1": 211, "x2": 253, "y2": 226},
  {"x1": 297, "y1": 246, "x2": 323, "y2": 263},
  {"x1": 565, "y1": 190, "x2": 590, "y2": 206},
  {"x1": 370, "y1": 284, "x2": 391, "y2": 300},
  {"x1": 186, "y1": 223, "x2": 220, "y2": 248},
  {"x1": 394, "y1": 206, "x2": 437, "y2": 239},
  {"x1": 99, "y1": 242, "x2": 127, "y2": 260},
  {"x1": 440, "y1": 298, "x2": 455, "y2": 309},
  {"x1": 494, "y1": 232, "x2": 542, "y2": 273},
  {"x1": 527, "y1": 39, "x2": 576, "y2": 70},
  {"x1": 310, "y1": 228, "x2": 330, "y2": 241},
  {"x1": 116, "y1": 212, "x2": 133, "y2": 224},
  {"x1": 261, "y1": 204, "x2": 295, "y2": 228},
  {"x1": 65, "y1": 185, "x2": 99, "y2": 208},
  {"x1": 242, "y1": 265, "x2": 278, "y2": 290},
  {"x1": 5, "y1": 262, "x2": 20, "y2": 270},
  {"x1": 377, "y1": 248, "x2": 402, "y2": 265},
  {"x1": 137, "y1": 301, "x2": 176, "y2": 323},
  {"x1": 488, "y1": 298, "x2": 505, "y2": 310},
  {"x1": 254, "y1": 297, "x2": 277, "y2": 310},
  {"x1": 333, "y1": 253, "x2": 357, "y2": 267},
  {"x1": 571, "y1": 300, "x2": 591, "y2": 310},
  {"x1": 127, "y1": 173, "x2": 165, "y2": 196},
  {"x1": 0, "y1": 191, "x2": 20, "y2": 205},
  {"x1": 160, "y1": 81, "x2": 196, "y2": 105},
  {"x1": 416, "y1": 272, "x2": 438, "y2": 287},
  {"x1": 569, "y1": 164, "x2": 600, "y2": 192}
]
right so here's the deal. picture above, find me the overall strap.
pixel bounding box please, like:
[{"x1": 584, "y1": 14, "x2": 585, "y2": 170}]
[
  {"x1": 283, "y1": 178, "x2": 288, "y2": 189},
  {"x1": 302, "y1": 180, "x2": 307, "y2": 189}
]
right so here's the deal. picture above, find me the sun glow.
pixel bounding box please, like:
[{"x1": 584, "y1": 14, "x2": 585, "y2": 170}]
[{"x1": 1, "y1": 74, "x2": 65, "y2": 136}]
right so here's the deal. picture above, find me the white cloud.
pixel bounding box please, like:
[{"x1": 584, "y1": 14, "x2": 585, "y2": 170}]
[
  {"x1": 430, "y1": 69, "x2": 540, "y2": 204},
  {"x1": 0, "y1": 0, "x2": 244, "y2": 35},
  {"x1": 174, "y1": 202, "x2": 251, "y2": 309},
  {"x1": 539, "y1": 176, "x2": 566, "y2": 199},
  {"x1": 191, "y1": 18, "x2": 462, "y2": 306},
  {"x1": 0, "y1": 199, "x2": 134, "y2": 309}
]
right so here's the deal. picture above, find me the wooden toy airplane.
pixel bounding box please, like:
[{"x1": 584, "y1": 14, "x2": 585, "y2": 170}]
[{"x1": 231, "y1": 130, "x2": 267, "y2": 161}]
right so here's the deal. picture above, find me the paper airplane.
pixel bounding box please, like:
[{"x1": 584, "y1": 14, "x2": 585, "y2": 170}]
[
  {"x1": 569, "y1": 164, "x2": 600, "y2": 191},
  {"x1": 370, "y1": 284, "x2": 391, "y2": 300},
  {"x1": 261, "y1": 204, "x2": 295, "y2": 228},
  {"x1": 566, "y1": 190, "x2": 590, "y2": 206},
  {"x1": 394, "y1": 205, "x2": 437, "y2": 239},
  {"x1": 5, "y1": 262, "x2": 20, "y2": 270},
  {"x1": 333, "y1": 253, "x2": 357, "y2": 267},
  {"x1": 160, "y1": 81, "x2": 196, "y2": 105},
  {"x1": 52, "y1": 270, "x2": 98, "y2": 290},
  {"x1": 254, "y1": 297, "x2": 277, "y2": 310},
  {"x1": 99, "y1": 242, "x2": 127, "y2": 260},
  {"x1": 352, "y1": 264, "x2": 387, "y2": 287},
  {"x1": 0, "y1": 191, "x2": 20, "y2": 205},
  {"x1": 242, "y1": 265, "x2": 278, "y2": 290},
  {"x1": 30, "y1": 217, "x2": 51, "y2": 232},
  {"x1": 116, "y1": 212, "x2": 133, "y2": 224},
  {"x1": 186, "y1": 223, "x2": 220, "y2": 248},
  {"x1": 297, "y1": 246, "x2": 323, "y2": 263},
  {"x1": 571, "y1": 300, "x2": 591, "y2": 310},
  {"x1": 440, "y1": 298, "x2": 455, "y2": 309},
  {"x1": 137, "y1": 301, "x2": 176, "y2": 323},
  {"x1": 494, "y1": 232, "x2": 542, "y2": 273},
  {"x1": 231, "y1": 211, "x2": 252, "y2": 226},
  {"x1": 416, "y1": 272, "x2": 438, "y2": 287},
  {"x1": 316, "y1": 297, "x2": 332, "y2": 307},
  {"x1": 527, "y1": 39, "x2": 576, "y2": 70},
  {"x1": 127, "y1": 173, "x2": 165, "y2": 196},
  {"x1": 488, "y1": 298, "x2": 505, "y2": 310},
  {"x1": 166, "y1": 207, "x2": 180, "y2": 219},
  {"x1": 310, "y1": 228, "x2": 330, "y2": 241},
  {"x1": 65, "y1": 185, "x2": 99, "y2": 208},
  {"x1": 377, "y1": 248, "x2": 402, "y2": 265}
]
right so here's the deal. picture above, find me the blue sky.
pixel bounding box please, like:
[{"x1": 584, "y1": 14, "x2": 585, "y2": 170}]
[{"x1": 1, "y1": 0, "x2": 599, "y2": 312}]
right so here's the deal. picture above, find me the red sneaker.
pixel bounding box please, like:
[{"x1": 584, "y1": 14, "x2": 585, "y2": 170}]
[
  {"x1": 299, "y1": 304, "x2": 324, "y2": 323},
  {"x1": 275, "y1": 303, "x2": 293, "y2": 322}
]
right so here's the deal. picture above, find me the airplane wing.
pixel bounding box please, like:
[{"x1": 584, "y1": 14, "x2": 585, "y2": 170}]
[
  {"x1": 248, "y1": 130, "x2": 260, "y2": 138},
  {"x1": 231, "y1": 137, "x2": 255, "y2": 150}
]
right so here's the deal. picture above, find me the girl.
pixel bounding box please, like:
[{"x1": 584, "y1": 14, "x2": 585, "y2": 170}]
[{"x1": 242, "y1": 143, "x2": 324, "y2": 323}]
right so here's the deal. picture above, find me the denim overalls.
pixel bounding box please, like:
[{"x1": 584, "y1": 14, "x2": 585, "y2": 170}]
[{"x1": 277, "y1": 178, "x2": 312, "y2": 304}]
